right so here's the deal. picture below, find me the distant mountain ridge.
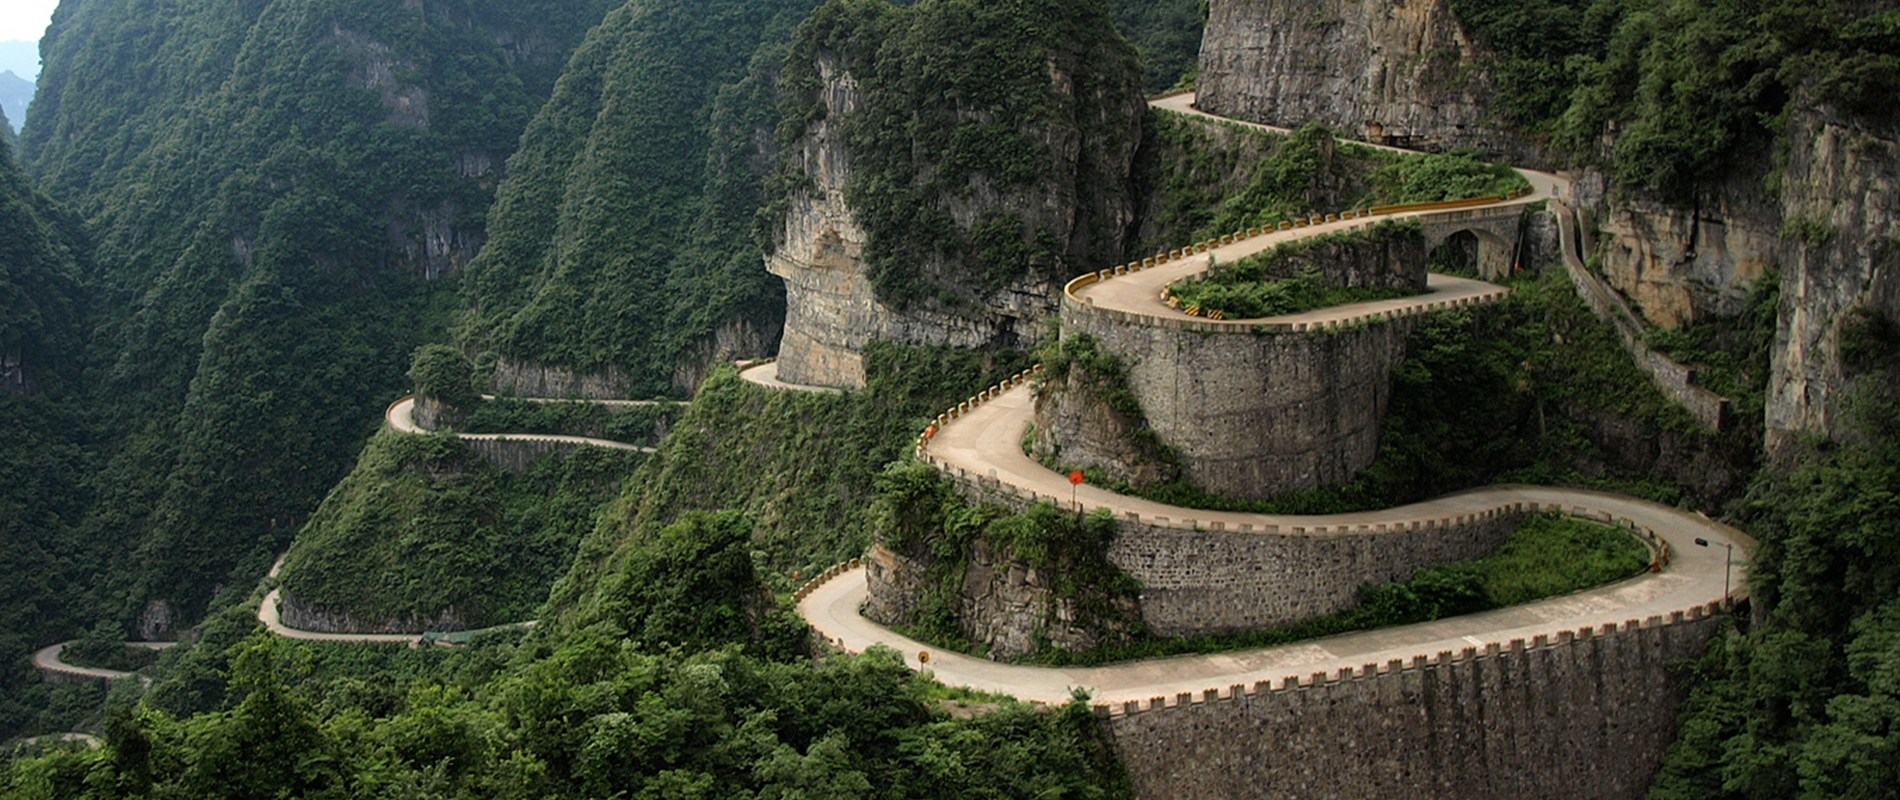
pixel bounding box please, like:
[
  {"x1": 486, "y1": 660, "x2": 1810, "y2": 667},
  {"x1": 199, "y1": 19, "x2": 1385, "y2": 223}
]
[
  {"x1": 0, "y1": 40, "x2": 36, "y2": 81},
  {"x1": 0, "y1": 69, "x2": 30, "y2": 136}
]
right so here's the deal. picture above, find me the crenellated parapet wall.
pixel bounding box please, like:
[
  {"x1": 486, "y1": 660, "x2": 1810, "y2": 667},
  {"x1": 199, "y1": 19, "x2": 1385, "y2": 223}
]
[{"x1": 1101, "y1": 603, "x2": 1726, "y2": 800}]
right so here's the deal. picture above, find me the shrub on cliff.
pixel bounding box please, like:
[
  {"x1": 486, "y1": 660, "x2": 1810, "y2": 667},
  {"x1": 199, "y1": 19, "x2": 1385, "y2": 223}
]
[{"x1": 408, "y1": 344, "x2": 479, "y2": 409}]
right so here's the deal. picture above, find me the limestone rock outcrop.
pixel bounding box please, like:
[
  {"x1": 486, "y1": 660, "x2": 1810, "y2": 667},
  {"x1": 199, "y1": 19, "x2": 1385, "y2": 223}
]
[
  {"x1": 1196, "y1": 0, "x2": 1545, "y2": 165},
  {"x1": 1572, "y1": 171, "x2": 1779, "y2": 330},
  {"x1": 768, "y1": 5, "x2": 1146, "y2": 388},
  {"x1": 863, "y1": 543, "x2": 1136, "y2": 661},
  {"x1": 279, "y1": 590, "x2": 466, "y2": 636},
  {"x1": 765, "y1": 61, "x2": 1032, "y2": 388},
  {"x1": 1768, "y1": 106, "x2": 1900, "y2": 448}
]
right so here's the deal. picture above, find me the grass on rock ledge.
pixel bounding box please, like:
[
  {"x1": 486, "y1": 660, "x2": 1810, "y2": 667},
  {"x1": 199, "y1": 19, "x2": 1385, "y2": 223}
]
[
  {"x1": 1161, "y1": 220, "x2": 1424, "y2": 320},
  {"x1": 1165, "y1": 275, "x2": 1416, "y2": 320},
  {"x1": 1023, "y1": 512, "x2": 1651, "y2": 666}
]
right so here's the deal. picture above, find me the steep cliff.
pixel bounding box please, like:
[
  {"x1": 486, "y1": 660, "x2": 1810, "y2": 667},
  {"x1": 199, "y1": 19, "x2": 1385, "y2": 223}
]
[
  {"x1": 0, "y1": 133, "x2": 97, "y2": 738},
  {"x1": 20, "y1": 0, "x2": 617, "y2": 634},
  {"x1": 763, "y1": 0, "x2": 1144, "y2": 388},
  {"x1": 460, "y1": 0, "x2": 816, "y2": 399},
  {"x1": 1767, "y1": 104, "x2": 1900, "y2": 448},
  {"x1": 1196, "y1": 0, "x2": 1545, "y2": 165},
  {"x1": 1577, "y1": 170, "x2": 1780, "y2": 330}
]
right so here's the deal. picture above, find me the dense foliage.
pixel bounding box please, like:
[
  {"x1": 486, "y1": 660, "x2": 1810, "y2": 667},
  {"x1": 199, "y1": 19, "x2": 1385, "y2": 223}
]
[
  {"x1": 549, "y1": 344, "x2": 1030, "y2": 632},
  {"x1": 1450, "y1": 0, "x2": 1900, "y2": 198},
  {"x1": 3, "y1": 340, "x2": 1125, "y2": 799},
  {"x1": 278, "y1": 433, "x2": 644, "y2": 630},
  {"x1": 771, "y1": 0, "x2": 1143, "y2": 310},
  {"x1": 10, "y1": 0, "x2": 618, "y2": 641},
  {"x1": 408, "y1": 344, "x2": 479, "y2": 409},
  {"x1": 1130, "y1": 115, "x2": 1529, "y2": 254},
  {"x1": 4, "y1": 633, "x2": 1130, "y2": 799},
  {"x1": 460, "y1": 0, "x2": 812, "y2": 395},
  {"x1": 1646, "y1": 317, "x2": 1900, "y2": 799},
  {"x1": 0, "y1": 134, "x2": 100, "y2": 740},
  {"x1": 1107, "y1": 0, "x2": 1204, "y2": 92}
]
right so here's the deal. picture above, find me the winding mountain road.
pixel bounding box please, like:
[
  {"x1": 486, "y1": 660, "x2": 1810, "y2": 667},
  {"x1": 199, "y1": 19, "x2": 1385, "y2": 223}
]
[
  {"x1": 250, "y1": 395, "x2": 632, "y2": 644},
  {"x1": 31, "y1": 641, "x2": 175, "y2": 685},
  {"x1": 795, "y1": 94, "x2": 1752, "y2": 706},
  {"x1": 737, "y1": 359, "x2": 843, "y2": 394},
  {"x1": 385, "y1": 395, "x2": 655, "y2": 453}
]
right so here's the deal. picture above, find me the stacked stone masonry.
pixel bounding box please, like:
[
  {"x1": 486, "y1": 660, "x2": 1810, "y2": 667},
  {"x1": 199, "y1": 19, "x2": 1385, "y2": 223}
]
[
  {"x1": 1056, "y1": 300, "x2": 1419, "y2": 499},
  {"x1": 924, "y1": 455, "x2": 1669, "y2": 638},
  {"x1": 1104, "y1": 606, "x2": 1724, "y2": 800}
]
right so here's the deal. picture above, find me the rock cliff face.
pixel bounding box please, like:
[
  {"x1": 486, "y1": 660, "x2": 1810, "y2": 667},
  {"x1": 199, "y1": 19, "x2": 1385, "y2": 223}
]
[
  {"x1": 280, "y1": 590, "x2": 466, "y2": 635},
  {"x1": 1196, "y1": 0, "x2": 1543, "y2": 165},
  {"x1": 1195, "y1": 0, "x2": 1899, "y2": 453},
  {"x1": 863, "y1": 543, "x2": 1135, "y2": 661},
  {"x1": 1572, "y1": 171, "x2": 1779, "y2": 330},
  {"x1": 767, "y1": 58, "x2": 1062, "y2": 388},
  {"x1": 768, "y1": 1, "x2": 1145, "y2": 389},
  {"x1": 1768, "y1": 106, "x2": 1900, "y2": 447}
]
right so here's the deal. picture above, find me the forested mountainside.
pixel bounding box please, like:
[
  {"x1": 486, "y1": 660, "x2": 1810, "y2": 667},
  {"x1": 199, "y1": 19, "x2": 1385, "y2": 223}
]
[
  {"x1": 14, "y1": 0, "x2": 619, "y2": 643},
  {"x1": 4, "y1": 0, "x2": 1899, "y2": 797},
  {"x1": 458, "y1": 0, "x2": 813, "y2": 398},
  {"x1": 0, "y1": 132, "x2": 96, "y2": 738}
]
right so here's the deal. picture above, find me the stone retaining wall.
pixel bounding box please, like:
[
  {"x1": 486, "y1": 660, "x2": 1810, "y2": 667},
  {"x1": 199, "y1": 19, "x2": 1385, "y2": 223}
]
[
  {"x1": 924, "y1": 457, "x2": 1669, "y2": 638},
  {"x1": 1555, "y1": 200, "x2": 1729, "y2": 430},
  {"x1": 463, "y1": 438, "x2": 592, "y2": 475},
  {"x1": 276, "y1": 590, "x2": 467, "y2": 635},
  {"x1": 1106, "y1": 511, "x2": 1517, "y2": 635},
  {"x1": 490, "y1": 356, "x2": 633, "y2": 400},
  {"x1": 1103, "y1": 604, "x2": 1726, "y2": 800},
  {"x1": 1059, "y1": 295, "x2": 1419, "y2": 499}
]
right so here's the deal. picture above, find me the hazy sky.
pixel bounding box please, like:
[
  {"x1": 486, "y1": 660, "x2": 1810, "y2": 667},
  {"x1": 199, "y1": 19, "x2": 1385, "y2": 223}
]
[
  {"x1": 0, "y1": 0, "x2": 54, "y2": 81},
  {"x1": 0, "y1": 1, "x2": 57, "y2": 45}
]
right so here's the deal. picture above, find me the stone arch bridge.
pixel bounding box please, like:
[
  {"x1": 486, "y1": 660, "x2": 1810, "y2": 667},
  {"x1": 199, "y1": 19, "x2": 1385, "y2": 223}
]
[{"x1": 1422, "y1": 203, "x2": 1529, "y2": 279}]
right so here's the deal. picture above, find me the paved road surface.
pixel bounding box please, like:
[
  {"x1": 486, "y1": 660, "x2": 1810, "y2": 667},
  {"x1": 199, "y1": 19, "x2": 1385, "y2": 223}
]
[
  {"x1": 737, "y1": 360, "x2": 845, "y2": 394},
  {"x1": 31, "y1": 641, "x2": 175, "y2": 684},
  {"x1": 795, "y1": 94, "x2": 1749, "y2": 706},
  {"x1": 386, "y1": 396, "x2": 654, "y2": 452}
]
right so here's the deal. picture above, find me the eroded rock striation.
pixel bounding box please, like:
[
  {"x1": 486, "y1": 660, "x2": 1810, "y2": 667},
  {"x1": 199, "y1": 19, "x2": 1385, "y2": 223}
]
[
  {"x1": 1196, "y1": 0, "x2": 1542, "y2": 165},
  {"x1": 1768, "y1": 106, "x2": 1900, "y2": 448}
]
